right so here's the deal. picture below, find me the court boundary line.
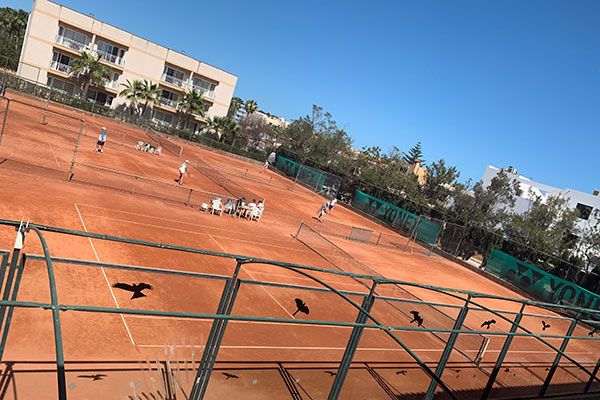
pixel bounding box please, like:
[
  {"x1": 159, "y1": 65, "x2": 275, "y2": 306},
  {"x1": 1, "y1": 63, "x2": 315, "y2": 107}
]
[
  {"x1": 41, "y1": 128, "x2": 62, "y2": 169},
  {"x1": 77, "y1": 212, "x2": 314, "y2": 255},
  {"x1": 208, "y1": 234, "x2": 296, "y2": 319},
  {"x1": 134, "y1": 344, "x2": 593, "y2": 356},
  {"x1": 74, "y1": 203, "x2": 137, "y2": 347}
]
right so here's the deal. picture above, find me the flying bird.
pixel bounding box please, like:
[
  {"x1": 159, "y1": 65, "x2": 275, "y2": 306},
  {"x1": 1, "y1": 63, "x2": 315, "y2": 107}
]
[
  {"x1": 396, "y1": 370, "x2": 407, "y2": 376},
  {"x1": 541, "y1": 321, "x2": 551, "y2": 331},
  {"x1": 222, "y1": 373, "x2": 239, "y2": 380},
  {"x1": 409, "y1": 311, "x2": 423, "y2": 327},
  {"x1": 112, "y1": 282, "x2": 153, "y2": 299},
  {"x1": 77, "y1": 374, "x2": 106, "y2": 381},
  {"x1": 324, "y1": 371, "x2": 336, "y2": 377},
  {"x1": 481, "y1": 319, "x2": 496, "y2": 329},
  {"x1": 293, "y1": 298, "x2": 310, "y2": 316}
]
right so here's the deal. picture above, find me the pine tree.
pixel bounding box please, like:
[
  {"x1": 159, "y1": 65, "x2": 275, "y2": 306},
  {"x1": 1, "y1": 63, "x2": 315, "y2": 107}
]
[{"x1": 402, "y1": 142, "x2": 424, "y2": 165}]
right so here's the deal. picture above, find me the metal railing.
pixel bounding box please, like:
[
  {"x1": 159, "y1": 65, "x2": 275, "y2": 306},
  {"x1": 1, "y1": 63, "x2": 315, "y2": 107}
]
[
  {"x1": 55, "y1": 35, "x2": 90, "y2": 52},
  {"x1": 0, "y1": 219, "x2": 598, "y2": 399},
  {"x1": 49, "y1": 61, "x2": 72, "y2": 74},
  {"x1": 162, "y1": 73, "x2": 186, "y2": 88},
  {"x1": 96, "y1": 50, "x2": 124, "y2": 66},
  {"x1": 192, "y1": 84, "x2": 216, "y2": 99},
  {"x1": 159, "y1": 96, "x2": 179, "y2": 109}
]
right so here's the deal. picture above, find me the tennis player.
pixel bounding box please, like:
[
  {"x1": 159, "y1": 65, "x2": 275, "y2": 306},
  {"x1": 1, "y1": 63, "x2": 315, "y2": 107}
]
[
  {"x1": 177, "y1": 160, "x2": 190, "y2": 185},
  {"x1": 96, "y1": 127, "x2": 107, "y2": 152}
]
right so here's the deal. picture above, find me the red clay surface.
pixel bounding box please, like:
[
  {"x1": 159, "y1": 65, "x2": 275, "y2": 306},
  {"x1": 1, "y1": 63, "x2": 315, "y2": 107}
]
[{"x1": 0, "y1": 92, "x2": 598, "y2": 399}]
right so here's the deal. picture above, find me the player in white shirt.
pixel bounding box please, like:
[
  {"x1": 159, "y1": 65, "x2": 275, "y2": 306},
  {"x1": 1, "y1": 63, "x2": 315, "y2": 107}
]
[{"x1": 177, "y1": 160, "x2": 190, "y2": 185}]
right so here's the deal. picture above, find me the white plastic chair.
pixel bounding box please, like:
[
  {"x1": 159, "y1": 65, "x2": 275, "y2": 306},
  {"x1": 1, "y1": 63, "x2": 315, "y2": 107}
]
[
  {"x1": 250, "y1": 208, "x2": 263, "y2": 222},
  {"x1": 210, "y1": 199, "x2": 223, "y2": 216}
]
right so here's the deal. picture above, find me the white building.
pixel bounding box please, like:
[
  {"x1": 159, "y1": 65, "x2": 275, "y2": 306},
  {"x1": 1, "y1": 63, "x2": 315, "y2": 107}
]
[{"x1": 482, "y1": 165, "x2": 600, "y2": 237}]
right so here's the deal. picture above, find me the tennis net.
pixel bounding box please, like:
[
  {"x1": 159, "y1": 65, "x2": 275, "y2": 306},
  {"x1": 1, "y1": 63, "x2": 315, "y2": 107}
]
[
  {"x1": 69, "y1": 162, "x2": 228, "y2": 207},
  {"x1": 295, "y1": 222, "x2": 485, "y2": 360},
  {"x1": 146, "y1": 127, "x2": 183, "y2": 157},
  {"x1": 310, "y1": 219, "x2": 417, "y2": 253},
  {"x1": 195, "y1": 158, "x2": 263, "y2": 201}
]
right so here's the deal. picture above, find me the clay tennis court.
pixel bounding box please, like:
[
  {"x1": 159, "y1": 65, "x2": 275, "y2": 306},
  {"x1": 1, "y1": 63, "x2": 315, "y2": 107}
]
[{"x1": 0, "y1": 91, "x2": 598, "y2": 399}]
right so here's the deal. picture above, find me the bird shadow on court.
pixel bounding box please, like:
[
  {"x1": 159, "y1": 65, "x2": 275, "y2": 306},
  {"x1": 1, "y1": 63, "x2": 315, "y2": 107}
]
[
  {"x1": 409, "y1": 311, "x2": 423, "y2": 327},
  {"x1": 293, "y1": 298, "x2": 310, "y2": 317},
  {"x1": 223, "y1": 372, "x2": 239, "y2": 380},
  {"x1": 112, "y1": 282, "x2": 153, "y2": 299},
  {"x1": 77, "y1": 374, "x2": 106, "y2": 381}
]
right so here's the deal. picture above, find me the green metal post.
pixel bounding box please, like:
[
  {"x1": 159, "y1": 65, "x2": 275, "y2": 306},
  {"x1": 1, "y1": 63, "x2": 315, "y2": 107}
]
[
  {"x1": 480, "y1": 303, "x2": 526, "y2": 400},
  {"x1": 0, "y1": 98, "x2": 9, "y2": 146},
  {"x1": 328, "y1": 282, "x2": 377, "y2": 400},
  {"x1": 539, "y1": 317, "x2": 578, "y2": 397},
  {"x1": 584, "y1": 358, "x2": 600, "y2": 393},
  {"x1": 189, "y1": 259, "x2": 243, "y2": 400},
  {"x1": 0, "y1": 224, "x2": 25, "y2": 328},
  {"x1": 0, "y1": 254, "x2": 26, "y2": 361},
  {"x1": 29, "y1": 226, "x2": 67, "y2": 400},
  {"x1": 67, "y1": 120, "x2": 85, "y2": 181},
  {"x1": 425, "y1": 295, "x2": 471, "y2": 399}
]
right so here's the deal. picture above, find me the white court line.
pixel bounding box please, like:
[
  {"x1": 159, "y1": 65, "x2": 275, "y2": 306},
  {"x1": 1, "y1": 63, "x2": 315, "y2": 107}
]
[
  {"x1": 78, "y1": 212, "x2": 312, "y2": 254},
  {"x1": 135, "y1": 344, "x2": 592, "y2": 355},
  {"x1": 74, "y1": 203, "x2": 136, "y2": 346},
  {"x1": 208, "y1": 234, "x2": 296, "y2": 319},
  {"x1": 42, "y1": 130, "x2": 62, "y2": 168}
]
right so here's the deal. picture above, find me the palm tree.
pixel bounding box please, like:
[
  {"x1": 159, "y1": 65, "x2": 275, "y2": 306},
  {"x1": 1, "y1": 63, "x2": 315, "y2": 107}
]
[
  {"x1": 177, "y1": 89, "x2": 205, "y2": 131},
  {"x1": 227, "y1": 96, "x2": 243, "y2": 119},
  {"x1": 206, "y1": 116, "x2": 239, "y2": 142},
  {"x1": 119, "y1": 79, "x2": 144, "y2": 115},
  {"x1": 140, "y1": 80, "x2": 161, "y2": 117},
  {"x1": 244, "y1": 99, "x2": 258, "y2": 117},
  {"x1": 70, "y1": 51, "x2": 112, "y2": 100}
]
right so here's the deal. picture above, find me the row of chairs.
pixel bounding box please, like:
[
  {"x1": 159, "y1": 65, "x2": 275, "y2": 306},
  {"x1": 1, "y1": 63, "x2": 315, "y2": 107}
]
[{"x1": 200, "y1": 199, "x2": 263, "y2": 222}]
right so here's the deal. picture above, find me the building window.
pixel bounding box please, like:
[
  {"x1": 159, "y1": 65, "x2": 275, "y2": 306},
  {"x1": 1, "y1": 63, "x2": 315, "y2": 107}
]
[
  {"x1": 96, "y1": 40, "x2": 125, "y2": 65},
  {"x1": 153, "y1": 110, "x2": 174, "y2": 126},
  {"x1": 51, "y1": 52, "x2": 73, "y2": 73},
  {"x1": 87, "y1": 89, "x2": 114, "y2": 107},
  {"x1": 57, "y1": 26, "x2": 89, "y2": 51},
  {"x1": 576, "y1": 203, "x2": 593, "y2": 220},
  {"x1": 162, "y1": 66, "x2": 186, "y2": 87},
  {"x1": 160, "y1": 89, "x2": 179, "y2": 108},
  {"x1": 192, "y1": 77, "x2": 217, "y2": 98},
  {"x1": 47, "y1": 76, "x2": 75, "y2": 95}
]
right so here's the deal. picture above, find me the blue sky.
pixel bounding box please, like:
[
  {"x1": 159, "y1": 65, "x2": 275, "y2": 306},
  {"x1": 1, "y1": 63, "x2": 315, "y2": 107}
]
[{"x1": 6, "y1": 0, "x2": 600, "y2": 193}]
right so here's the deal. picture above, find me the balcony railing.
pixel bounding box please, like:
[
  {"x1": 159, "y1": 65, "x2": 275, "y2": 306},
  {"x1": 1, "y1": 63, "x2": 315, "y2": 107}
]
[
  {"x1": 162, "y1": 73, "x2": 186, "y2": 88},
  {"x1": 160, "y1": 97, "x2": 179, "y2": 109},
  {"x1": 55, "y1": 35, "x2": 90, "y2": 52},
  {"x1": 97, "y1": 50, "x2": 124, "y2": 66},
  {"x1": 152, "y1": 117, "x2": 173, "y2": 127},
  {"x1": 105, "y1": 80, "x2": 119, "y2": 89},
  {"x1": 50, "y1": 61, "x2": 72, "y2": 74},
  {"x1": 192, "y1": 85, "x2": 216, "y2": 99}
]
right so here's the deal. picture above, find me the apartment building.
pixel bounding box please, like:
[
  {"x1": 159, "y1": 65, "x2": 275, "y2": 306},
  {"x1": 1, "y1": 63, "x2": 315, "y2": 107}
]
[{"x1": 17, "y1": 0, "x2": 237, "y2": 131}]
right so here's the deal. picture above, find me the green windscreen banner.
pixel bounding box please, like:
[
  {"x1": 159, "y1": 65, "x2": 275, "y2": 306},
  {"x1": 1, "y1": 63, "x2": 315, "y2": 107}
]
[
  {"x1": 485, "y1": 249, "x2": 600, "y2": 310},
  {"x1": 351, "y1": 190, "x2": 441, "y2": 245},
  {"x1": 274, "y1": 155, "x2": 341, "y2": 196}
]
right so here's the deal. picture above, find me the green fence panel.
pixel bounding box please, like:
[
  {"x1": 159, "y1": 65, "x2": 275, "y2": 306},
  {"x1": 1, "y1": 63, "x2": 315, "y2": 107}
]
[
  {"x1": 485, "y1": 249, "x2": 600, "y2": 310},
  {"x1": 274, "y1": 155, "x2": 341, "y2": 197},
  {"x1": 351, "y1": 190, "x2": 441, "y2": 245}
]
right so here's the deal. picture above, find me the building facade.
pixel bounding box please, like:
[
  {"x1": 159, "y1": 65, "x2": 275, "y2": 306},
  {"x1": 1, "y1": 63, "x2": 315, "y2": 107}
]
[
  {"x1": 17, "y1": 0, "x2": 237, "y2": 131},
  {"x1": 482, "y1": 165, "x2": 600, "y2": 237}
]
